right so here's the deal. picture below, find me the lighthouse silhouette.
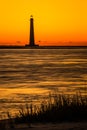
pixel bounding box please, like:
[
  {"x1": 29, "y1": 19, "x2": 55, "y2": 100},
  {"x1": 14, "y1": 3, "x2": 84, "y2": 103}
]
[{"x1": 29, "y1": 15, "x2": 39, "y2": 46}]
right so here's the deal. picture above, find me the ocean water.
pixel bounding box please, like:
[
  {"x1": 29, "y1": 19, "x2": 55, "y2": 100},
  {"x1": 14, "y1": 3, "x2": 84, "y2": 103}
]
[{"x1": 0, "y1": 48, "x2": 87, "y2": 118}]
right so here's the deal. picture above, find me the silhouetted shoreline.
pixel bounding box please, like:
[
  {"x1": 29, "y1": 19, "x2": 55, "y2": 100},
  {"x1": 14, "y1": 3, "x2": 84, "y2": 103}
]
[
  {"x1": 0, "y1": 92, "x2": 87, "y2": 130},
  {"x1": 0, "y1": 45, "x2": 87, "y2": 49}
]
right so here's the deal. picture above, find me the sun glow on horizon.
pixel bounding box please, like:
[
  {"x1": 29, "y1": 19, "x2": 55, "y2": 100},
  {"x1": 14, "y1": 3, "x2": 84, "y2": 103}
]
[{"x1": 0, "y1": 0, "x2": 87, "y2": 46}]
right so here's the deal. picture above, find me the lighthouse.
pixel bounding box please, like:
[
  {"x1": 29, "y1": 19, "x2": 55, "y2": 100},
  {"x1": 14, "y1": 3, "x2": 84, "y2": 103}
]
[
  {"x1": 25, "y1": 15, "x2": 39, "y2": 47},
  {"x1": 29, "y1": 15, "x2": 35, "y2": 46}
]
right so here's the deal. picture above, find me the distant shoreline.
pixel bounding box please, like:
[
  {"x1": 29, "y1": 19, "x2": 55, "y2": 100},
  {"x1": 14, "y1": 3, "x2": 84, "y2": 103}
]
[{"x1": 0, "y1": 45, "x2": 87, "y2": 49}]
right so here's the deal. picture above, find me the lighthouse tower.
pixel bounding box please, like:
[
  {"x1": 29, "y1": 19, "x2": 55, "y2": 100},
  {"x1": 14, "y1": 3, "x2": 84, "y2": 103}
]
[
  {"x1": 25, "y1": 15, "x2": 39, "y2": 47},
  {"x1": 29, "y1": 15, "x2": 36, "y2": 46}
]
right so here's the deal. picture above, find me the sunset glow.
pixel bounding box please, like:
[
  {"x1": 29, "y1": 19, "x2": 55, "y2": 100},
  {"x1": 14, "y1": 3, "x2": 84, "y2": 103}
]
[{"x1": 0, "y1": 0, "x2": 87, "y2": 46}]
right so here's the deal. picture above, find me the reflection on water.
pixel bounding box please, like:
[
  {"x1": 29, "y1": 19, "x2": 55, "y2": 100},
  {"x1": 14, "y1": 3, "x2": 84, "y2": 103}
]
[{"x1": 0, "y1": 48, "x2": 87, "y2": 118}]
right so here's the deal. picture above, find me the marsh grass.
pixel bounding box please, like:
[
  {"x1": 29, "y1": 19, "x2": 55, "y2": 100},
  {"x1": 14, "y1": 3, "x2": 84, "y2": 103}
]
[
  {"x1": 14, "y1": 92, "x2": 87, "y2": 124},
  {"x1": 7, "y1": 112, "x2": 15, "y2": 129}
]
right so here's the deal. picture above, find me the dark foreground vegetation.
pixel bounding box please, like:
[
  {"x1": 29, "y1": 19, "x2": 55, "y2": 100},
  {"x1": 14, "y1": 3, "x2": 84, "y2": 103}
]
[
  {"x1": 0, "y1": 92, "x2": 87, "y2": 129},
  {"x1": 14, "y1": 92, "x2": 87, "y2": 124}
]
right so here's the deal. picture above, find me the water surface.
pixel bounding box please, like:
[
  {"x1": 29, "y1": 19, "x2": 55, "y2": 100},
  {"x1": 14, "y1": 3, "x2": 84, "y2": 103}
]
[{"x1": 0, "y1": 48, "x2": 87, "y2": 118}]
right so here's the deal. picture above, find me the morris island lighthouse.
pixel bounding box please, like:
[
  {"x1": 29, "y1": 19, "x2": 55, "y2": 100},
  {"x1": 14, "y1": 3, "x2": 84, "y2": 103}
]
[{"x1": 26, "y1": 15, "x2": 39, "y2": 47}]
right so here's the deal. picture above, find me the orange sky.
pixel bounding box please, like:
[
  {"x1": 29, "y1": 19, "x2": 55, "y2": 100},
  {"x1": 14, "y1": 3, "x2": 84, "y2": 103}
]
[{"x1": 0, "y1": 0, "x2": 87, "y2": 46}]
